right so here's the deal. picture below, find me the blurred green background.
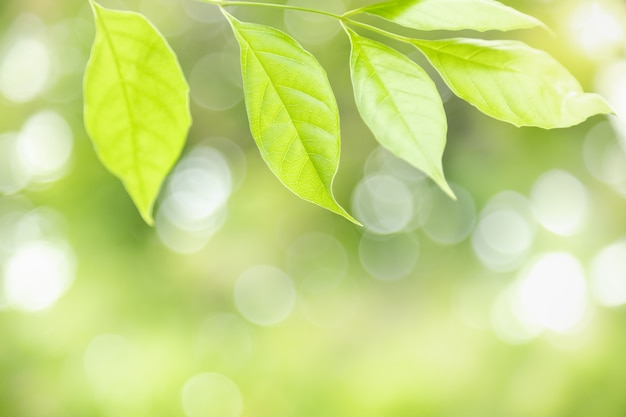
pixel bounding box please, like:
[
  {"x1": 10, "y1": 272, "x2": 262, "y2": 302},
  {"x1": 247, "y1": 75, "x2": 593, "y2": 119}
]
[{"x1": 2, "y1": 0, "x2": 626, "y2": 416}]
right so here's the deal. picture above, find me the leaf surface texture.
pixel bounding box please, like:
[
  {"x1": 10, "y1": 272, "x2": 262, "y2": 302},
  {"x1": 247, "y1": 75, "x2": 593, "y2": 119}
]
[
  {"x1": 413, "y1": 38, "x2": 613, "y2": 128},
  {"x1": 348, "y1": 29, "x2": 453, "y2": 197},
  {"x1": 226, "y1": 13, "x2": 356, "y2": 223},
  {"x1": 84, "y1": 2, "x2": 191, "y2": 224}
]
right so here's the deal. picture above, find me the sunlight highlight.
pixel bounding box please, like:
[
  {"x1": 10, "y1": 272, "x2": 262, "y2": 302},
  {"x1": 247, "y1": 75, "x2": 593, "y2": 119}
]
[
  {"x1": 0, "y1": 111, "x2": 73, "y2": 192},
  {"x1": 514, "y1": 253, "x2": 588, "y2": 334},
  {"x1": 352, "y1": 174, "x2": 414, "y2": 234},
  {"x1": 17, "y1": 110, "x2": 74, "y2": 183},
  {"x1": 596, "y1": 60, "x2": 626, "y2": 147},
  {"x1": 3, "y1": 240, "x2": 75, "y2": 312},
  {"x1": 530, "y1": 170, "x2": 589, "y2": 236},
  {"x1": 583, "y1": 121, "x2": 626, "y2": 189},
  {"x1": 590, "y1": 240, "x2": 626, "y2": 307},
  {"x1": 156, "y1": 145, "x2": 235, "y2": 253},
  {"x1": 491, "y1": 288, "x2": 541, "y2": 344},
  {"x1": 0, "y1": 36, "x2": 51, "y2": 102},
  {"x1": 362, "y1": 147, "x2": 435, "y2": 230},
  {"x1": 568, "y1": 1, "x2": 625, "y2": 60}
]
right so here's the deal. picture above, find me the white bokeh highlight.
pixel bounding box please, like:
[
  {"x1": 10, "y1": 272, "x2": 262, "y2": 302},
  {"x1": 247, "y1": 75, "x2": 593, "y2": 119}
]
[
  {"x1": 17, "y1": 110, "x2": 74, "y2": 182},
  {"x1": 514, "y1": 253, "x2": 588, "y2": 334},
  {"x1": 362, "y1": 147, "x2": 435, "y2": 231},
  {"x1": 582, "y1": 121, "x2": 626, "y2": 191},
  {"x1": 234, "y1": 265, "x2": 296, "y2": 326},
  {"x1": 156, "y1": 145, "x2": 235, "y2": 253},
  {"x1": 359, "y1": 233, "x2": 419, "y2": 281},
  {"x1": 3, "y1": 240, "x2": 75, "y2": 311},
  {"x1": 568, "y1": 1, "x2": 626, "y2": 60},
  {"x1": 422, "y1": 184, "x2": 475, "y2": 245},
  {"x1": 590, "y1": 240, "x2": 626, "y2": 307},
  {"x1": 596, "y1": 60, "x2": 626, "y2": 146},
  {"x1": 352, "y1": 174, "x2": 414, "y2": 234},
  {"x1": 0, "y1": 36, "x2": 51, "y2": 102},
  {"x1": 472, "y1": 192, "x2": 535, "y2": 272},
  {"x1": 530, "y1": 170, "x2": 589, "y2": 236},
  {"x1": 491, "y1": 287, "x2": 541, "y2": 344}
]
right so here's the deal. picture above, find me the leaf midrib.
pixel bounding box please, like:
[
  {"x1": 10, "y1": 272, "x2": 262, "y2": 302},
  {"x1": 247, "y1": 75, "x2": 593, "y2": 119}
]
[
  {"x1": 354, "y1": 37, "x2": 441, "y2": 176},
  {"x1": 416, "y1": 40, "x2": 557, "y2": 80},
  {"x1": 95, "y1": 6, "x2": 146, "y2": 202},
  {"x1": 238, "y1": 29, "x2": 336, "y2": 193},
  {"x1": 417, "y1": 41, "x2": 559, "y2": 120}
]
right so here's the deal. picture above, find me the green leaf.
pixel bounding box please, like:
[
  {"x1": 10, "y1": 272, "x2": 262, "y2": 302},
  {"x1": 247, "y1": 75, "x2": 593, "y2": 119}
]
[
  {"x1": 359, "y1": 0, "x2": 545, "y2": 32},
  {"x1": 347, "y1": 29, "x2": 453, "y2": 198},
  {"x1": 224, "y1": 12, "x2": 358, "y2": 224},
  {"x1": 412, "y1": 38, "x2": 613, "y2": 128},
  {"x1": 83, "y1": 1, "x2": 191, "y2": 225}
]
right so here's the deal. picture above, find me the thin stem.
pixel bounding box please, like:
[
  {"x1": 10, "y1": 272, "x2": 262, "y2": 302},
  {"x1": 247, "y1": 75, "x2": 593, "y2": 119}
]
[
  {"x1": 197, "y1": 0, "x2": 422, "y2": 45},
  {"x1": 345, "y1": 20, "x2": 415, "y2": 44},
  {"x1": 341, "y1": 9, "x2": 363, "y2": 19},
  {"x1": 197, "y1": 0, "x2": 345, "y2": 20}
]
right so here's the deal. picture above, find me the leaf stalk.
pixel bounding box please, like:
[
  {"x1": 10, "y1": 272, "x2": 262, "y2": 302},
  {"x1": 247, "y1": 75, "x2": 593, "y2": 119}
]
[{"x1": 195, "y1": 0, "x2": 422, "y2": 45}]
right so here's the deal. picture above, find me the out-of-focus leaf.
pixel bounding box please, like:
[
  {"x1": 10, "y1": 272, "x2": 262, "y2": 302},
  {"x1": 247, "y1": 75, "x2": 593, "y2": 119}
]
[
  {"x1": 83, "y1": 1, "x2": 191, "y2": 225},
  {"x1": 347, "y1": 29, "x2": 453, "y2": 197},
  {"x1": 224, "y1": 12, "x2": 357, "y2": 224},
  {"x1": 412, "y1": 38, "x2": 613, "y2": 128},
  {"x1": 358, "y1": 0, "x2": 545, "y2": 32}
]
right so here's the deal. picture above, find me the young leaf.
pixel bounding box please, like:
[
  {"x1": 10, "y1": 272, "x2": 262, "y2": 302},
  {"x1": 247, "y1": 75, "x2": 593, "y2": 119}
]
[
  {"x1": 412, "y1": 38, "x2": 613, "y2": 128},
  {"x1": 83, "y1": 1, "x2": 191, "y2": 225},
  {"x1": 223, "y1": 12, "x2": 358, "y2": 224},
  {"x1": 347, "y1": 29, "x2": 453, "y2": 198},
  {"x1": 358, "y1": 0, "x2": 545, "y2": 32}
]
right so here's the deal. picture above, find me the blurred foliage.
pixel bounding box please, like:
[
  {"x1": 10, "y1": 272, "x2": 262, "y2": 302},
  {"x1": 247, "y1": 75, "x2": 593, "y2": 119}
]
[{"x1": 2, "y1": 0, "x2": 626, "y2": 416}]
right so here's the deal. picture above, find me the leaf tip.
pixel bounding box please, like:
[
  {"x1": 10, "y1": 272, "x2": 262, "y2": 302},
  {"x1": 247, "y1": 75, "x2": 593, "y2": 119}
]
[
  {"x1": 518, "y1": 12, "x2": 554, "y2": 36},
  {"x1": 344, "y1": 212, "x2": 364, "y2": 227},
  {"x1": 437, "y1": 179, "x2": 457, "y2": 201},
  {"x1": 140, "y1": 211, "x2": 155, "y2": 227},
  {"x1": 89, "y1": 0, "x2": 103, "y2": 16},
  {"x1": 558, "y1": 92, "x2": 617, "y2": 128},
  {"x1": 130, "y1": 191, "x2": 157, "y2": 226},
  {"x1": 596, "y1": 96, "x2": 617, "y2": 116},
  {"x1": 326, "y1": 201, "x2": 362, "y2": 226}
]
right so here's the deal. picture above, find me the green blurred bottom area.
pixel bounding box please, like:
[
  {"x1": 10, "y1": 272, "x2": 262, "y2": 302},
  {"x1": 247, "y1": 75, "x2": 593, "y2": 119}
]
[{"x1": 3, "y1": 0, "x2": 626, "y2": 416}]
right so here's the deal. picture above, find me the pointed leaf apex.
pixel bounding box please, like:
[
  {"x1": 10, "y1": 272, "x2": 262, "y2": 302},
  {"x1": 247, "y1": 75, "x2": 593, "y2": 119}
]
[{"x1": 84, "y1": 3, "x2": 190, "y2": 225}]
